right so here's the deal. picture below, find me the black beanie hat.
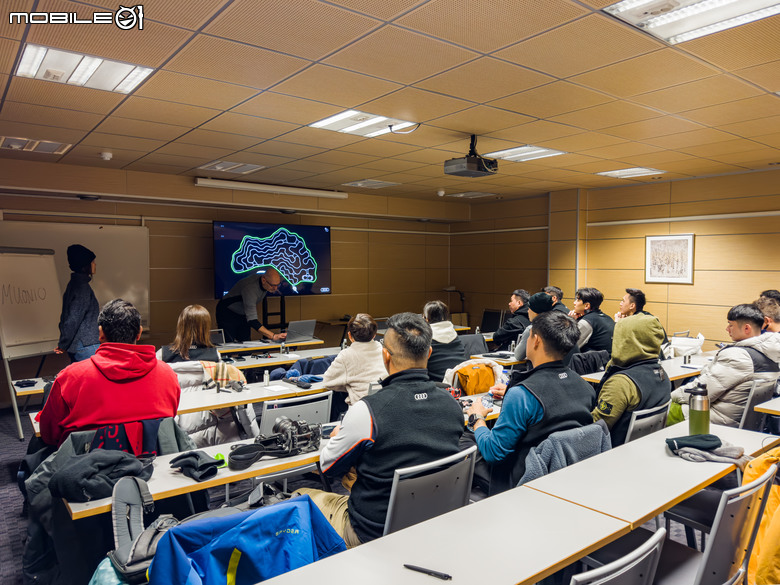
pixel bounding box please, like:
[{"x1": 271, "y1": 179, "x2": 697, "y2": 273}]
[
  {"x1": 529, "y1": 292, "x2": 554, "y2": 314},
  {"x1": 67, "y1": 244, "x2": 96, "y2": 272}
]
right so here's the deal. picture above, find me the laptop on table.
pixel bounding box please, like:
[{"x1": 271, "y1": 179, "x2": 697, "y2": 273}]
[
  {"x1": 283, "y1": 319, "x2": 318, "y2": 343},
  {"x1": 209, "y1": 329, "x2": 226, "y2": 346}
]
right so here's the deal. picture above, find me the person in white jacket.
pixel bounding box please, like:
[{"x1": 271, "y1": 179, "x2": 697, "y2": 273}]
[
  {"x1": 322, "y1": 313, "x2": 386, "y2": 406},
  {"x1": 672, "y1": 303, "x2": 780, "y2": 426}
]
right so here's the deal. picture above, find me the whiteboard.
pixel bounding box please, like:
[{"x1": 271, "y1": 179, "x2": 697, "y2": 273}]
[
  {"x1": 0, "y1": 248, "x2": 61, "y2": 358},
  {"x1": 0, "y1": 222, "x2": 150, "y2": 328}
]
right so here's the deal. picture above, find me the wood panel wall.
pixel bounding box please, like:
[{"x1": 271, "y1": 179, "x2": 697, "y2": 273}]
[
  {"x1": 581, "y1": 169, "x2": 780, "y2": 348},
  {"x1": 450, "y1": 194, "x2": 550, "y2": 328}
]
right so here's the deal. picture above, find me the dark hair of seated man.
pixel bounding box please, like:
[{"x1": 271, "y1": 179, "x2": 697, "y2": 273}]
[
  {"x1": 347, "y1": 313, "x2": 378, "y2": 342},
  {"x1": 530, "y1": 311, "x2": 581, "y2": 360},
  {"x1": 98, "y1": 299, "x2": 142, "y2": 343}
]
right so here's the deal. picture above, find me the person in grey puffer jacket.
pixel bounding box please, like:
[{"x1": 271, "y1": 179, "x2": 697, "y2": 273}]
[
  {"x1": 56, "y1": 244, "x2": 100, "y2": 362},
  {"x1": 672, "y1": 304, "x2": 780, "y2": 427}
]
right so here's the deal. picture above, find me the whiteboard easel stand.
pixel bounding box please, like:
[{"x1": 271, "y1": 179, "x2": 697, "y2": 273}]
[
  {"x1": 2, "y1": 345, "x2": 54, "y2": 440},
  {"x1": 0, "y1": 247, "x2": 61, "y2": 440}
]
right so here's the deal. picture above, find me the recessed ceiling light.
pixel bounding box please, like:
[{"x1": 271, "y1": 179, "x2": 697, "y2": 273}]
[
  {"x1": 603, "y1": 0, "x2": 780, "y2": 44},
  {"x1": 15, "y1": 44, "x2": 153, "y2": 93},
  {"x1": 0, "y1": 136, "x2": 71, "y2": 154},
  {"x1": 309, "y1": 109, "x2": 417, "y2": 138},
  {"x1": 198, "y1": 160, "x2": 265, "y2": 175},
  {"x1": 446, "y1": 191, "x2": 497, "y2": 199},
  {"x1": 342, "y1": 179, "x2": 401, "y2": 189},
  {"x1": 596, "y1": 167, "x2": 666, "y2": 178},
  {"x1": 484, "y1": 145, "x2": 566, "y2": 162}
]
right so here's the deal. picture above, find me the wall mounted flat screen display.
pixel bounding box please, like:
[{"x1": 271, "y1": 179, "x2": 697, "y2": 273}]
[{"x1": 213, "y1": 222, "x2": 332, "y2": 298}]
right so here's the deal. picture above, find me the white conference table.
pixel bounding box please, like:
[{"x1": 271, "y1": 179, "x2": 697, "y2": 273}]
[
  {"x1": 66, "y1": 437, "x2": 327, "y2": 520},
  {"x1": 263, "y1": 485, "x2": 630, "y2": 585},
  {"x1": 30, "y1": 381, "x2": 331, "y2": 436},
  {"x1": 225, "y1": 346, "x2": 340, "y2": 371},
  {"x1": 525, "y1": 422, "x2": 780, "y2": 530},
  {"x1": 218, "y1": 338, "x2": 324, "y2": 355},
  {"x1": 581, "y1": 353, "x2": 713, "y2": 384},
  {"x1": 755, "y1": 396, "x2": 780, "y2": 416}
]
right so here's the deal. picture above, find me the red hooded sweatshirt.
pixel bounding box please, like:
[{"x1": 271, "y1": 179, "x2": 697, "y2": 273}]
[{"x1": 39, "y1": 343, "x2": 180, "y2": 446}]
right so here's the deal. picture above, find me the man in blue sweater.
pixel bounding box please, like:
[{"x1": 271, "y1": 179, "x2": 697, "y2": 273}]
[
  {"x1": 295, "y1": 312, "x2": 464, "y2": 546},
  {"x1": 464, "y1": 311, "x2": 594, "y2": 495}
]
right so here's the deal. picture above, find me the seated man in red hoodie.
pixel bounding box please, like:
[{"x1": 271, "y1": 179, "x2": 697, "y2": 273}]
[{"x1": 39, "y1": 299, "x2": 180, "y2": 447}]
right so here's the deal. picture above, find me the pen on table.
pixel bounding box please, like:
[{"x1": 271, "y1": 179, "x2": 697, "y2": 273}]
[
  {"x1": 403, "y1": 564, "x2": 452, "y2": 581},
  {"x1": 680, "y1": 365, "x2": 701, "y2": 370}
]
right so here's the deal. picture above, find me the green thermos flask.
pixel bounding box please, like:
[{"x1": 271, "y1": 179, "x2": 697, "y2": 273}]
[{"x1": 686, "y1": 382, "x2": 710, "y2": 435}]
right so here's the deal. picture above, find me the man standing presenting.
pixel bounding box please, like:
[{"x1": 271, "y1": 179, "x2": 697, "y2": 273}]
[
  {"x1": 464, "y1": 311, "x2": 594, "y2": 495},
  {"x1": 216, "y1": 267, "x2": 287, "y2": 342},
  {"x1": 39, "y1": 299, "x2": 180, "y2": 447},
  {"x1": 295, "y1": 312, "x2": 464, "y2": 547},
  {"x1": 493, "y1": 289, "x2": 531, "y2": 351}
]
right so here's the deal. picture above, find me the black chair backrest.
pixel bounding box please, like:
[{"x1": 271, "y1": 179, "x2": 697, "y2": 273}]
[{"x1": 460, "y1": 334, "x2": 489, "y2": 356}]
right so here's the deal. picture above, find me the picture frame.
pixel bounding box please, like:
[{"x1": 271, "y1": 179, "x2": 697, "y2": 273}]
[{"x1": 645, "y1": 234, "x2": 694, "y2": 284}]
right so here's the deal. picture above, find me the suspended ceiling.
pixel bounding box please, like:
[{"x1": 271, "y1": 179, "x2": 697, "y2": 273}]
[{"x1": 0, "y1": 0, "x2": 779, "y2": 204}]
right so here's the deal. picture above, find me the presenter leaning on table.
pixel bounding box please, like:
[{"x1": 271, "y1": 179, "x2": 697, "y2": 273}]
[
  {"x1": 216, "y1": 267, "x2": 287, "y2": 343},
  {"x1": 56, "y1": 244, "x2": 100, "y2": 362}
]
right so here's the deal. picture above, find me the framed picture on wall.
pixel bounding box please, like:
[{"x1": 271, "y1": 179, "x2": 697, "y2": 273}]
[{"x1": 645, "y1": 234, "x2": 694, "y2": 284}]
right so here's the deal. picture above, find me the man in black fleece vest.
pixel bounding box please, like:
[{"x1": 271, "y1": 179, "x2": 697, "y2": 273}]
[{"x1": 295, "y1": 312, "x2": 464, "y2": 547}]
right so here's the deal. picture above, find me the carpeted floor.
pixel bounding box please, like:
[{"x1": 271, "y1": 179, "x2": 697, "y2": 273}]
[{"x1": 0, "y1": 406, "x2": 700, "y2": 585}]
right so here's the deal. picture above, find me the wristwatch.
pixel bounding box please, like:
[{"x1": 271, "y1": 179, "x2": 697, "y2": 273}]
[{"x1": 468, "y1": 413, "x2": 485, "y2": 429}]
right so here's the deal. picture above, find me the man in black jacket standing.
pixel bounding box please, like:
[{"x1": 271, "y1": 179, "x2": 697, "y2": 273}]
[
  {"x1": 294, "y1": 312, "x2": 464, "y2": 547},
  {"x1": 493, "y1": 289, "x2": 531, "y2": 351}
]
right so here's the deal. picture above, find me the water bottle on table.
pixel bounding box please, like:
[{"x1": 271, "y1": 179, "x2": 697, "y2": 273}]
[{"x1": 686, "y1": 381, "x2": 710, "y2": 435}]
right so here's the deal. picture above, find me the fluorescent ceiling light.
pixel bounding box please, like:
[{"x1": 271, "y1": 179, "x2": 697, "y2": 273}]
[
  {"x1": 446, "y1": 191, "x2": 497, "y2": 199},
  {"x1": 596, "y1": 167, "x2": 665, "y2": 178},
  {"x1": 485, "y1": 145, "x2": 566, "y2": 162},
  {"x1": 0, "y1": 136, "x2": 71, "y2": 154},
  {"x1": 309, "y1": 109, "x2": 417, "y2": 138},
  {"x1": 198, "y1": 160, "x2": 265, "y2": 175},
  {"x1": 603, "y1": 0, "x2": 780, "y2": 44},
  {"x1": 15, "y1": 44, "x2": 154, "y2": 93},
  {"x1": 195, "y1": 177, "x2": 348, "y2": 199},
  {"x1": 342, "y1": 179, "x2": 401, "y2": 189}
]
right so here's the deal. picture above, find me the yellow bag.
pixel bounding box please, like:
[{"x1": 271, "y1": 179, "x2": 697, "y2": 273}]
[
  {"x1": 456, "y1": 363, "x2": 495, "y2": 396},
  {"x1": 743, "y1": 447, "x2": 780, "y2": 585}
]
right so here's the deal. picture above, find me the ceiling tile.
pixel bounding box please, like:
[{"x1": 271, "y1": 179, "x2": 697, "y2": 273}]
[
  {"x1": 679, "y1": 138, "x2": 766, "y2": 158},
  {"x1": 580, "y1": 141, "x2": 661, "y2": 159},
  {"x1": 247, "y1": 140, "x2": 327, "y2": 159},
  {"x1": 164, "y1": 35, "x2": 309, "y2": 88},
  {"x1": 615, "y1": 150, "x2": 696, "y2": 166},
  {"x1": 339, "y1": 140, "x2": 419, "y2": 157},
  {"x1": 681, "y1": 95, "x2": 780, "y2": 127},
  {"x1": 351, "y1": 158, "x2": 427, "y2": 172},
  {"x1": 236, "y1": 167, "x2": 315, "y2": 184},
  {"x1": 154, "y1": 142, "x2": 237, "y2": 160},
  {"x1": 489, "y1": 81, "x2": 613, "y2": 117},
  {"x1": 81, "y1": 132, "x2": 166, "y2": 152},
  {"x1": 133, "y1": 152, "x2": 207, "y2": 168},
  {"x1": 113, "y1": 96, "x2": 219, "y2": 127},
  {"x1": 124, "y1": 161, "x2": 191, "y2": 173},
  {"x1": 96, "y1": 117, "x2": 189, "y2": 141},
  {"x1": 279, "y1": 126, "x2": 366, "y2": 149},
  {"x1": 272, "y1": 64, "x2": 401, "y2": 108},
  {"x1": 0, "y1": 102, "x2": 103, "y2": 131},
  {"x1": 392, "y1": 147, "x2": 468, "y2": 164},
  {"x1": 0, "y1": 38, "x2": 19, "y2": 75},
  {"x1": 734, "y1": 60, "x2": 780, "y2": 92},
  {"x1": 428, "y1": 105, "x2": 534, "y2": 134},
  {"x1": 360, "y1": 87, "x2": 472, "y2": 123},
  {"x1": 216, "y1": 151, "x2": 293, "y2": 167},
  {"x1": 550, "y1": 100, "x2": 661, "y2": 131},
  {"x1": 324, "y1": 25, "x2": 478, "y2": 85},
  {"x1": 644, "y1": 128, "x2": 736, "y2": 149},
  {"x1": 682, "y1": 17, "x2": 780, "y2": 71},
  {"x1": 720, "y1": 115, "x2": 780, "y2": 138},
  {"x1": 325, "y1": 0, "x2": 425, "y2": 20},
  {"x1": 659, "y1": 160, "x2": 747, "y2": 175},
  {"x1": 487, "y1": 120, "x2": 584, "y2": 143},
  {"x1": 60, "y1": 145, "x2": 144, "y2": 163},
  {"x1": 200, "y1": 113, "x2": 299, "y2": 139},
  {"x1": 539, "y1": 131, "x2": 625, "y2": 152},
  {"x1": 396, "y1": 0, "x2": 588, "y2": 53},
  {"x1": 569, "y1": 49, "x2": 719, "y2": 97},
  {"x1": 630, "y1": 75, "x2": 764, "y2": 114},
  {"x1": 178, "y1": 129, "x2": 261, "y2": 150},
  {"x1": 307, "y1": 150, "x2": 379, "y2": 166},
  {"x1": 496, "y1": 14, "x2": 662, "y2": 78},
  {"x1": 29, "y1": 0, "x2": 190, "y2": 67},
  {"x1": 2, "y1": 1, "x2": 34, "y2": 40},
  {"x1": 0, "y1": 120, "x2": 85, "y2": 144},
  {"x1": 205, "y1": 0, "x2": 380, "y2": 60},
  {"x1": 414, "y1": 58, "x2": 553, "y2": 104},
  {"x1": 277, "y1": 160, "x2": 343, "y2": 174},
  {"x1": 88, "y1": 0, "x2": 226, "y2": 30},
  {"x1": 753, "y1": 132, "x2": 780, "y2": 149},
  {"x1": 6, "y1": 76, "x2": 123, "y2": 114},
  {"x1": 373, "y1": 125, "x2": 463, "y2": 148},
  {"x1": 136, "y1": 71, "x2": 258, "y2": 109},
  {"x1": 712, "y1": 149, "x2": 780, "y2": 167},
  {"x1": 232, "y1": 92, "x2": 342, "y2": 125},
  {"x1": 601, "y1": 117, "x2": 705, "y2": 141}
]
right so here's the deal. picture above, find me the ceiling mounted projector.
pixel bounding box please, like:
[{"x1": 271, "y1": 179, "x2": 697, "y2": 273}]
[{"x1": 444, "y1": 134, "x2": 498, "y2": 178}]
